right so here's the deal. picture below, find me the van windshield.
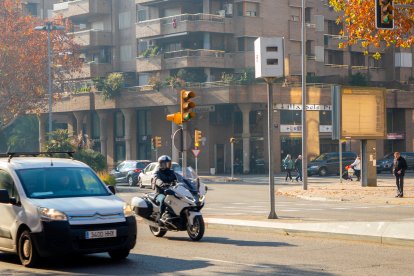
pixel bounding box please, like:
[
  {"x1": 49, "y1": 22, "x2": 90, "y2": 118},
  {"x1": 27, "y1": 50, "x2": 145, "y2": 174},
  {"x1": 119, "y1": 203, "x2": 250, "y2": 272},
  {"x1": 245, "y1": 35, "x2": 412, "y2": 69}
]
[{"x1": 16, "y1": 167, "x2": 111, "y2": 199}]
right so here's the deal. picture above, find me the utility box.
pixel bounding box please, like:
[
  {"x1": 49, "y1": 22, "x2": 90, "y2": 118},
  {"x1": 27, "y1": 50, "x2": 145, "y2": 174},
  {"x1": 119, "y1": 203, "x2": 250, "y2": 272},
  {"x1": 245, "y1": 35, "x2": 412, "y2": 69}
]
[{"x1": 254, "y1": 37, "x2": 284, "y2": 79}]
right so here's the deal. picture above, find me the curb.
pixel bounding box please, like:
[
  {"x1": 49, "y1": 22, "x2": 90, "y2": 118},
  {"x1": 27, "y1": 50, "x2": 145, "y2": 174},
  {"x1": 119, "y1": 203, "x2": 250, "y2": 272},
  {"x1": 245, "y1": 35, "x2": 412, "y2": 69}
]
[{"x1": 205, "y1": 218, "x2": 414, "y2": 248}]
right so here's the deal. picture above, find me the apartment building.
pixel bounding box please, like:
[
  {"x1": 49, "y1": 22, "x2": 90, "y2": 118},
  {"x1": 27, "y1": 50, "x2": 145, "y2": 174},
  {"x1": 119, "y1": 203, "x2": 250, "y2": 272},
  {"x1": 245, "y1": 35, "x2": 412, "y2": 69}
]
[
  {"x1": 44, "y1": 0, "x2": 414, "y2": 174},
  {"x1": 24, "y1": 0, "x2": 58, "y2": 19}
]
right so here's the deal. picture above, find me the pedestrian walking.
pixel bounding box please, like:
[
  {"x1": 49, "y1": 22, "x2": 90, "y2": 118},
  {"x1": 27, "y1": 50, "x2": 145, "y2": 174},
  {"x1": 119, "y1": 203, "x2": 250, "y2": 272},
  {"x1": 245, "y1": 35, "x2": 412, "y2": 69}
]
[
  {"x1": 283, "y1": 154, "x2": 294, "y2": 182},
  {"x1": 393, "y1": 152, "x2": 408, "y2": 198},
  {"x1": 295, "y1": 155, "x2": 303, "y2": 182},
  {"x1": 350, "y1": 155, "x2": 361, "y2": 181}
]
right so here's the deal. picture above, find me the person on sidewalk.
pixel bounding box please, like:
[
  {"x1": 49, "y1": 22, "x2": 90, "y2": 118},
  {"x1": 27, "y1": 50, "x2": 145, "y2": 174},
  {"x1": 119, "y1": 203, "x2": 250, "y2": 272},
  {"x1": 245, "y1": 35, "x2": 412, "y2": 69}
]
[
  {"x1": 393, "y1": 152, "x2": 408, "y2": 198},
  {"x1": 283, "y1": 154, "x2": 294, "y2": 182},
  {"x1": 295, "y1": 155, "x2": 303, "y2": 182},
  {"x1": 350, "y1": 155, "x2": 361, "y2": 181}
]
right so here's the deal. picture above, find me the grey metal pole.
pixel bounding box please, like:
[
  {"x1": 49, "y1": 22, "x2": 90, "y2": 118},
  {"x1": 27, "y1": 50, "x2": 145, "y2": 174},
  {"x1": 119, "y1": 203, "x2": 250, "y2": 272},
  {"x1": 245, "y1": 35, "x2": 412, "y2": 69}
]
[
  {"x1": 231, "y1": 142, "x2": 234, "y2": 180},
  {"x1": 339, "y1": 139, "x2": 343, "y2": 183},
  {"x1": 266, "y1": 78, "x2": 277, "y2": 219},
  {"x1": 301, "y1": 0, "x2": 308, "y2": 190},
  {"x1": 47, "y1": 22, "x2": 53, "y2": 135},
  {"x1": 182, "y1": 124, "x2": 187, "y2": 178}
]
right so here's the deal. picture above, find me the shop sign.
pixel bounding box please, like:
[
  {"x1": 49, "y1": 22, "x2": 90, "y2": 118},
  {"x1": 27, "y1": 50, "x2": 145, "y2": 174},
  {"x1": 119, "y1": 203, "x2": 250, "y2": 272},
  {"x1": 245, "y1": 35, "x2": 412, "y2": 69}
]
[
  {"x1": 274, "y1": 104, "x2": 332, "y2": 111},
  {"x1": 280, "y1": 125, "x2": 302, "y2": 132},
  {"x1": 387, "y1": 133, "x2": 404, "y2": 140},
  {"x1": 280, "y1": 125, "x2": 332, "y2": 133},
  {"x1": 319, "y1": 125, "x2": 332, "y2": 133}
]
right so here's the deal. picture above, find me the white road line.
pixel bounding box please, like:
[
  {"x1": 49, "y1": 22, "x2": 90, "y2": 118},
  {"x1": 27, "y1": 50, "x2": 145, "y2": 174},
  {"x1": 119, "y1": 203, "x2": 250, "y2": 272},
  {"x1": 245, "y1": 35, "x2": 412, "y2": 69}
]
[
  {"x1": 279, "y1": 209, "x2": 300, "y2": 212},
  {"x1": 332, "y1": 207, "x2": 349, "y2": 210},
  {"x1": 193, "y1": 257, "x2": 271, "y2": 269}
]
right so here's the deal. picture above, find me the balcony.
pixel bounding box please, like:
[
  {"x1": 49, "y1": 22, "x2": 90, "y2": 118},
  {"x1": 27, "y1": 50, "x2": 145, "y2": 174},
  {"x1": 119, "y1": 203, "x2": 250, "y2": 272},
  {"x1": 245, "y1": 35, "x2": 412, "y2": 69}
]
[
  {"x1": 53, "y1": 0, "x2": 111, "y2": 19},
  {"x1": 289, "y1": 20, "x2": 317, "y2": 41},
  {"x1": 135, "y1": 0, "x2": 162, "y2": 5},
  {"x1": 324, "y1": 34, "x2": 347, "y2": 50},
  {"x1": 232, "y1": 16, "x2": 264, "y2": 37},
  {"x1": 72, "y1": 63, "x2": 113, "y2": 79},
  {"x1": 72, "y1": 29, "x2": 112, "y2": 47},
  {"x1": 136, "y1": 13, "x2": 230, "y2": 39},
  {"x1": 136, "y1": 49, "x2": 235, "y2": 72}
]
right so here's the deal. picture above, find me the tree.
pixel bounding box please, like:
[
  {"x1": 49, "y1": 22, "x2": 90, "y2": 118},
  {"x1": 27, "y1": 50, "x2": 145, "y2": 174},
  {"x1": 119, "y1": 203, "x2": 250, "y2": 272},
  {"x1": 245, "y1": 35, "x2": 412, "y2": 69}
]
[
  {"x1": 0, "y1": 0, "x2": 81, "y2": 130},
  {"x1": 5, "y1": 115, "x2": 39, "y2": 152},
  {"x1": 329, "y1": 0, "x2": 414, "y2": 56},
  {"x1": 98, "y1": 73, "x2": 125, "y2": 101}
]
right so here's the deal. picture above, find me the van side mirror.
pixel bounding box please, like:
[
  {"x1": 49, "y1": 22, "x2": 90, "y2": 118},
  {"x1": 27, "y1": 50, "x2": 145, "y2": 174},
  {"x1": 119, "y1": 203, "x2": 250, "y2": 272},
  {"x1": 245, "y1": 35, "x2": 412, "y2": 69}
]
[
  {"x1": 108, "y1": 185, "x2": 116, "y2": 195},
  {"x1": 0, "y1": 189, "x2": 11, "y2": 204}
]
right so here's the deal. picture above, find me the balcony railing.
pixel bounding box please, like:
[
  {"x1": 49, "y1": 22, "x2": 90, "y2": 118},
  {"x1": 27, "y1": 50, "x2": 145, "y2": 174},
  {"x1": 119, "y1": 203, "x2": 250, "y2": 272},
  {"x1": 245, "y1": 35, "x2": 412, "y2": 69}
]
[
  {"x1": 137, "y1": 13, "x2": 225, "y2": 24},
  {"x1": 163, "y1": 49, "x2": 225, "y2": 59}
]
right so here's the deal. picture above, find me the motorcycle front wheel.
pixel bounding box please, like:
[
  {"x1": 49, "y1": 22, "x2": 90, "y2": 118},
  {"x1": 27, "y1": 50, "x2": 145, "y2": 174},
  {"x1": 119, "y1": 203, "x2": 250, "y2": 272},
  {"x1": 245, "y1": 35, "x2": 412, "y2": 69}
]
[
  {"x1": 149, "y1": 226, "x2": 167, "y2": 237},
  {"x1": 187, "y1": 215, "x2": 205, "y2": 241}
]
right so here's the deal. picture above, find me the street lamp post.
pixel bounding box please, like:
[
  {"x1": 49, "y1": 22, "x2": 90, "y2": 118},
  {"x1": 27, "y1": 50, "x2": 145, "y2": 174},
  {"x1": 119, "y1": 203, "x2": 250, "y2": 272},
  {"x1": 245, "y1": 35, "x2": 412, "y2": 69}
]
[
  {"x1": 301, "y1": 0, "x2": 308, "y2": 190},
  {"x1": 35, "y1": 22, "x2": 64, "y2": 135}
]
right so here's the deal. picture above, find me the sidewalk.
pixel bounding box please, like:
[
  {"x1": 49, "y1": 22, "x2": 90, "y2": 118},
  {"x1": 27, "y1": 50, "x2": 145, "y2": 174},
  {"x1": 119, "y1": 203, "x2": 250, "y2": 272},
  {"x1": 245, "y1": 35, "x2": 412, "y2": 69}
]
[
  {"x1": 202, "y1": 176, "x2": 414, "y2": 247},
  {"x1": 276, "y1": 178, "x2": 414, "y2": 205}
]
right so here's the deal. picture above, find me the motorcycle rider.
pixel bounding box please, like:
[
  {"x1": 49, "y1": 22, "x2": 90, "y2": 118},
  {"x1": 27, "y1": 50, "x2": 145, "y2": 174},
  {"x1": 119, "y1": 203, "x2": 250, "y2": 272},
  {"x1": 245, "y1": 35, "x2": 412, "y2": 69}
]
[{"x1": 152, "y1": 155, "x2": 177, "y2": 224}]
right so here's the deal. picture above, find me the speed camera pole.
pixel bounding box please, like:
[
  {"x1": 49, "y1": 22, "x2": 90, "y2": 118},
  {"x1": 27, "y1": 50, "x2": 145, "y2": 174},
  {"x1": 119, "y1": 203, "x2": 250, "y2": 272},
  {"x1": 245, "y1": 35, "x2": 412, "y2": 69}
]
[{"x1": 254, "y1": 37, "x2": 284, "y2": 219}]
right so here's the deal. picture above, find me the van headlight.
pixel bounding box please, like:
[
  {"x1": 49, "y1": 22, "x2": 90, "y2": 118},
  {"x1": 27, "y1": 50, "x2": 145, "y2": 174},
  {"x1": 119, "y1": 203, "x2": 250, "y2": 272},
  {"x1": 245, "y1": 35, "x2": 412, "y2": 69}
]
[
  {"x1": 123, "y1": 203, "x2": 134, "y2": 217},
  {"x1": 38, "y1": 207, "x2": 68, "y2": 221}
]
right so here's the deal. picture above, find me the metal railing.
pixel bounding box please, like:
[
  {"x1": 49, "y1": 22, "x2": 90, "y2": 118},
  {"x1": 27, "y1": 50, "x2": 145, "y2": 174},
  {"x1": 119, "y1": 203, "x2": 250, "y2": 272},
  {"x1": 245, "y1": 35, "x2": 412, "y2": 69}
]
[
  {"x1": 137, "y1": 13, "x2": 225, "y2": 24},
  {"x1": 163, "y1": 49, "x2": 225, "y2": 59}
]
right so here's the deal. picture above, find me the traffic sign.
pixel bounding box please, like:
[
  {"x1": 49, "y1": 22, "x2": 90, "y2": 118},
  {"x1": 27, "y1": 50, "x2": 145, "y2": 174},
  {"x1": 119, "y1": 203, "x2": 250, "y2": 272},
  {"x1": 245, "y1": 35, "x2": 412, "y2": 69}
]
[{"x1": 192, "y1": 149, "x2": 200, "y2": 157}]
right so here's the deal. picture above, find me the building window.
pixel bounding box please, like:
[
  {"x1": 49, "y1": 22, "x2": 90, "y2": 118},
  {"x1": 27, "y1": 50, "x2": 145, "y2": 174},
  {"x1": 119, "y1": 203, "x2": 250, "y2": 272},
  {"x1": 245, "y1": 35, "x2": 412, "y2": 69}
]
[
  {"x1": 325, "y1": 50, "x2": 344, "y2": 65},
  {"x1": 115, "y1": 111, "x2": 125, "y2": 138},
  {"x1": 305, "y1": 8, "x2": 312, "y2": 23},
  {"x1": 137, "y1": 8, "x2": 147, "y2": 22},
  {"x1": 91, "y1": 112, "x2": 100, "y2": 139},
  {"x1": 351, "y1": 52, "x2": 365, "y2": 67},
  {"x1": 137, "y1": 110, "x2": 152, "y2": 160},
  {"x1": 119, "y1": 11, "x2": 131, "y2": 29},
  {"x1": 327, "y1": 20, "x2": 342, "y2": 35},
  {"x1": 280, "y1": 110, "x2": 302, "y2": 125},
  {"x1": 236, "y1": 2, "x2": 259, "y2": 17},
  {"x1": 237, "y1": 37, "x2": 256, "y2": 52},
  {"x1": 121, "y1": 45, "x2": 132, "y2": 62},
  {"x1": 319, "y1": 111, "x2": 332, "y2": 125},
  {"x1": 26, "y1": 3, "x2": 38, "y2": 16}
]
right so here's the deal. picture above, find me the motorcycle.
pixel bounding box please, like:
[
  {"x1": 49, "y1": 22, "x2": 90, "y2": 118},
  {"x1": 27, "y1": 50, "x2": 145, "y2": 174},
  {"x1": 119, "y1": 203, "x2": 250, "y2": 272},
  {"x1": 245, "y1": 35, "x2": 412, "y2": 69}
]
[{"x1": 131, "y1": 167, "x2": 207, "y2": 241}]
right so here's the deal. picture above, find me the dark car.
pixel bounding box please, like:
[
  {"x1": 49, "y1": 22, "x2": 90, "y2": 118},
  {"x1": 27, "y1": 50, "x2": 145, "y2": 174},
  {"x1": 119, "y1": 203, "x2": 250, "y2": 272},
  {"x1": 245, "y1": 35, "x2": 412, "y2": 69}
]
[
  {"x1": 377, "y1": 152, "x2": 414, "y2": 174},
  {"x1": 110, "y1": 160, "x2": 151, "y2": 186},
  {"x1": 307, "y1": 152, "x2": 357, "y2": 176}
]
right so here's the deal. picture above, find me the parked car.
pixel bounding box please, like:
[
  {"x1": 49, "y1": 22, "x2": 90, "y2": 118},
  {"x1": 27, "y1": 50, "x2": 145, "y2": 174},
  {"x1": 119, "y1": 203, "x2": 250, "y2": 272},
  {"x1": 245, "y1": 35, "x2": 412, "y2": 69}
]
[
  {"x1": 110, "y1": 160, "x2": 151, "y2": 186},
  {"x1": 308, "y1": 152, "x2": 357, "y2": 176},
  {"x1": 377, "y1": 152, "x2": 414, "y2": 173},
  {"x1": 0, "y1": 153, "x2": 137, "y2": 267},
  {"x1": 138, "y1": 162, "x2": 182, "y2": 189}
]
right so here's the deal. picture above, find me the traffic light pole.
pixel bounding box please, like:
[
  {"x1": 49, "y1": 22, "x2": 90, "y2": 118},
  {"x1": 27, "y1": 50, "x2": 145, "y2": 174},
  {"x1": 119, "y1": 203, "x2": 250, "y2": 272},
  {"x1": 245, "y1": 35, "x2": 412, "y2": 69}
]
[
  {"x1": 301, "y1": 0, "x2": 308, "y2": 191},
  {"x1": 264, "y1": 77, "x2": 278, "y2": 220},
  {"x1": 181, "y1": 124, "x2": 187, "y2": 178}
]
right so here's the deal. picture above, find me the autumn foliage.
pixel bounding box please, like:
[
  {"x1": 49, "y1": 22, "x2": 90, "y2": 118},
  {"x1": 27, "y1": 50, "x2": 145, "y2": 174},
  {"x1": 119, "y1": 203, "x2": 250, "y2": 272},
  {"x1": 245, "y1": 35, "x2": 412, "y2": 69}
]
[
  {"x1": 0, "y1": 0, "x2": 81, "y2": 129},
  {"x1": 329, "y1": 0, "x2": 414, "y2": 54}
]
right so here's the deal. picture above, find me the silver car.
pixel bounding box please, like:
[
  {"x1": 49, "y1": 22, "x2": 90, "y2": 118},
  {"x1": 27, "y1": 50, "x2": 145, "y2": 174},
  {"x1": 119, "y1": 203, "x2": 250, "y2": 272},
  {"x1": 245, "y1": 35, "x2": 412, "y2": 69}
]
[{"x1": 138, "y1": 162, "x2": 182, "y2": 189}]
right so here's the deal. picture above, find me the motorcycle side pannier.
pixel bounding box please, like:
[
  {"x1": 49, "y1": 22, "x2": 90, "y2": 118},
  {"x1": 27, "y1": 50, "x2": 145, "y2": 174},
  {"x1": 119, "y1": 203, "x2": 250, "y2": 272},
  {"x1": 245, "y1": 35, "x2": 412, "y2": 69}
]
[{"x1": 131, "y1": 197, "x2": 153, "y2": 218}]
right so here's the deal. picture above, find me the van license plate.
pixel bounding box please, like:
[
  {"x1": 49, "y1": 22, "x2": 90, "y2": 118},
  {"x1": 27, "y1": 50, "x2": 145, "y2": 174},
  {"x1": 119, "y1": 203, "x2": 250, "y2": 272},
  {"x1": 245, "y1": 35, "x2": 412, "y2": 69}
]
[{"x1": 85, "y1": 230, "x2": 117, "y2": 239}]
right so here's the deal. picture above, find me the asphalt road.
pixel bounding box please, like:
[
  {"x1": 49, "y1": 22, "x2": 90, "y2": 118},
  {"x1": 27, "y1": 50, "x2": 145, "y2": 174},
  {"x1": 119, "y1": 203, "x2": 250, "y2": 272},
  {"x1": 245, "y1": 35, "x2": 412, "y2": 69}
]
[{"x1": 1, "y1": 223, "x2": 413, "y2": 275}]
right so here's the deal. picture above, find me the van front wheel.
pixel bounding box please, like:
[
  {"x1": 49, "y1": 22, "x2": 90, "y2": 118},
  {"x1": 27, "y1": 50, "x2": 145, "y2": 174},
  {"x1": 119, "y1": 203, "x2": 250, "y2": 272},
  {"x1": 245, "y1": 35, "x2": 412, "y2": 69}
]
[{"x1": 18, "y1": 230, "x2": 40, "y2": 267}]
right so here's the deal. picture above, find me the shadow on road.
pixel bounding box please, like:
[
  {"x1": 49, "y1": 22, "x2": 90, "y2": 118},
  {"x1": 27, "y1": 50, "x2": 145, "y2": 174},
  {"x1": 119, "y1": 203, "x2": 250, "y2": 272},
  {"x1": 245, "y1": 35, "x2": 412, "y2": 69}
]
[
  {"x1": 0, "y1": 253, "x2": 210, "y2": 275},
  {"x1": 165, "y1": 236, "x2": 295, "y2": 248}
]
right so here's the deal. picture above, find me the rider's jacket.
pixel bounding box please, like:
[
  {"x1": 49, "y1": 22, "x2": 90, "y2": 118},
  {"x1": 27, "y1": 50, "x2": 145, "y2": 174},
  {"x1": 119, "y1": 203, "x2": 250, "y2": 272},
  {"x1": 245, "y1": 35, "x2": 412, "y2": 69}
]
[{"x1": 153, "y1": 168, "x2": 177, "y2": 194}]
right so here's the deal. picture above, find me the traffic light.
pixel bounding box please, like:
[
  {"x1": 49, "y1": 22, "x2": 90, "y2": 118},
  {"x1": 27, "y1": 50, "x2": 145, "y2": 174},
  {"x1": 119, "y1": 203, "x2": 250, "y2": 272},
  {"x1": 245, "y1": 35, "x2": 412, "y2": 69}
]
[
  {"x1": 181, "y1": 90, "x2": 196, "y2": 123},
  {"x1": 376, "y1": 0, "x2": 394, "y2": 29},
  {"x1": 195, "y1": 130, "x2": 202, "y2": 148},
  {"x1": 155, "y1": 136, "x2": 162, "y2": 148},
  {"x1": 230, "y1": 137, "x2": 236, "y2": 143},
  {"x1": 166, "y1": 112, "x2": 182, "y2": 125}
]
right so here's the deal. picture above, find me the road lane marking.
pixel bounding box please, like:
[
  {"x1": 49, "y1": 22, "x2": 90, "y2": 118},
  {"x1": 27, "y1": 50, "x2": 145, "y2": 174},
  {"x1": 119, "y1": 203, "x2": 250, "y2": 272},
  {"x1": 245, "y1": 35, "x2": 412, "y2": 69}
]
[{"x1": 193, "y1": 257, "x2": 271, "y2": 268}]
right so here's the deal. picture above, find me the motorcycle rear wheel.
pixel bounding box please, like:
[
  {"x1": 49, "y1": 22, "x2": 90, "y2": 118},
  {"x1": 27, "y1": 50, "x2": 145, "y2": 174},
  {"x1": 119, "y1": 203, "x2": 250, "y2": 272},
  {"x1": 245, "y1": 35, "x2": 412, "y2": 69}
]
[
  {"x1": 149, "y1": 226, "x2": 167, "y2": 237},
  {"x1": 187, "y1": 215, "x2": 205, "y2": 241}
]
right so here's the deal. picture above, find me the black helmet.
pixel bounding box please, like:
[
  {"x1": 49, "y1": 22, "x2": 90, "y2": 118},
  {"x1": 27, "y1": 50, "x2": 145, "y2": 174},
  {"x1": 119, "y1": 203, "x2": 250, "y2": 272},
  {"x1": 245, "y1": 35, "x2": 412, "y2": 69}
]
[{"x1": 158, "y1": 155, "x2": 172, "y2": 170}]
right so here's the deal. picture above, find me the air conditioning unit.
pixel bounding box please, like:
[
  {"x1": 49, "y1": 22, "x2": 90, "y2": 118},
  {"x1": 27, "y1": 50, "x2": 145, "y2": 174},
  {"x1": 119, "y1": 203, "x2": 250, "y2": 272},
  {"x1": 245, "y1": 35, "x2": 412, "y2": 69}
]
[
  {"x1": 224, "y1": 4, "x2": 233, "y2": 15},
  {"x1": 217, "y1": 10, "x2": 225, "y2": 17}
]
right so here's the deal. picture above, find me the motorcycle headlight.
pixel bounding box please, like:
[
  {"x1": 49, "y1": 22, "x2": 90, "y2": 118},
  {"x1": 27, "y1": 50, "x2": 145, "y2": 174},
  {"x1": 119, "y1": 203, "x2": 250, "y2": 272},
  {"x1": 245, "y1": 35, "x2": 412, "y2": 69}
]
[
  {"x1": 199, "y1": 195, "x2": 205, "y2": 202},
  {"x1": 38, "y1": 207, "x2": 67, "y2": 221},
  {"x1": 123, "y1": 203, "x2": 134, "y2": 217}
]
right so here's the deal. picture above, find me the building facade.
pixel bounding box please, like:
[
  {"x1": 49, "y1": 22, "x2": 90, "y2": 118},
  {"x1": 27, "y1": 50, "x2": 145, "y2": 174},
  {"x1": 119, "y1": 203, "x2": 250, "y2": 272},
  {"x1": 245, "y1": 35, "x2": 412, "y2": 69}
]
[{"x1": 43, "y1": 0, "x2": 414, "y2": 174}]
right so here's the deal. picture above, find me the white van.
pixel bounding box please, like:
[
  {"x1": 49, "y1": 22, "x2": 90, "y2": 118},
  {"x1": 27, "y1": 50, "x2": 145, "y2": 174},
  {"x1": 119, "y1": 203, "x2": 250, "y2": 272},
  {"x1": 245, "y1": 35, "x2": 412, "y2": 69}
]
[{"x1": 0, "y1": 154, "x2": 137, "y2": 267}]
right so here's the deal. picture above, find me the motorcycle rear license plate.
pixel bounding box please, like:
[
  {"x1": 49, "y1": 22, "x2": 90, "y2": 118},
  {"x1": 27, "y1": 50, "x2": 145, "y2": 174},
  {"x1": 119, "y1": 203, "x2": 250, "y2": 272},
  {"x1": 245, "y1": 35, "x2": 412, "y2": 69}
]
[{"x1": 85, "y1": 229, "x2": 117, "y2": 239}]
